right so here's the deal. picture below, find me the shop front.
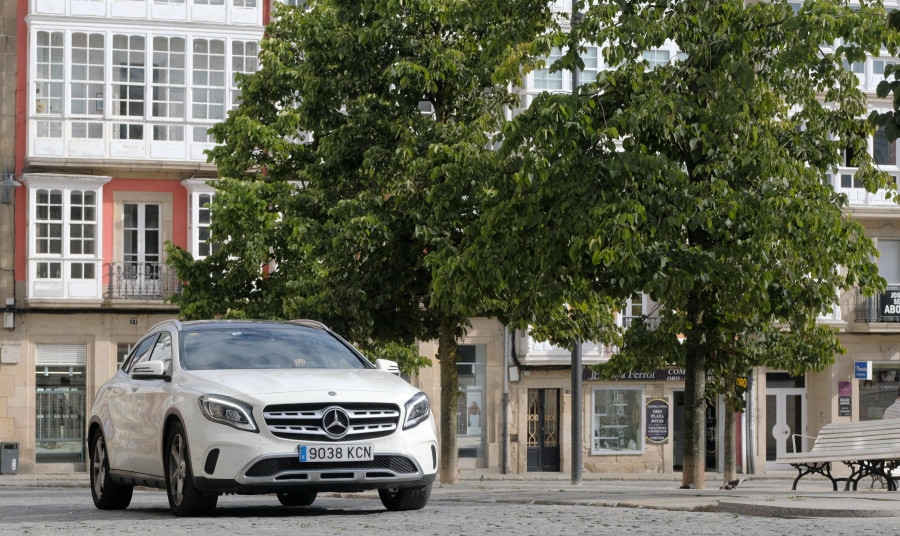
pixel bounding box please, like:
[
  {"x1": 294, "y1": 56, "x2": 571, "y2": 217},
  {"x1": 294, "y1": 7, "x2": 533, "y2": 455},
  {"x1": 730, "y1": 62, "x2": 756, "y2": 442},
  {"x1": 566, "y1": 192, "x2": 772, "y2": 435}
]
[{"x1": 579, "y1": 368, "x2": 731, "y2": 474}]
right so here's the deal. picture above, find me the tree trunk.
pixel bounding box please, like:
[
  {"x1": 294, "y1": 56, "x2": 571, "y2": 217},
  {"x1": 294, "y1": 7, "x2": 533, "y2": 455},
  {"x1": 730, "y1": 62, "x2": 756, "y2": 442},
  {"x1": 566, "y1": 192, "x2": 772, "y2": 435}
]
[
  {"x1": 438, "y1": 318, "x2": 459, "y2": 484},
  {"x1": 682, "y1": 332, "x2": 707, "y2": 490},
  {"x1": 723, "y1": 387, "x2": 737, "y2": 486}
]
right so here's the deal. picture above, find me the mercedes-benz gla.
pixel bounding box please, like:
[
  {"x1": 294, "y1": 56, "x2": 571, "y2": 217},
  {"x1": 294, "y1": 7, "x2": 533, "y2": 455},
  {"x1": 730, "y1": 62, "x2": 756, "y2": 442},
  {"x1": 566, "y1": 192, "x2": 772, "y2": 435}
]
[{"x1": 88, "y1": 319, "x2": 437, "y2": 516}]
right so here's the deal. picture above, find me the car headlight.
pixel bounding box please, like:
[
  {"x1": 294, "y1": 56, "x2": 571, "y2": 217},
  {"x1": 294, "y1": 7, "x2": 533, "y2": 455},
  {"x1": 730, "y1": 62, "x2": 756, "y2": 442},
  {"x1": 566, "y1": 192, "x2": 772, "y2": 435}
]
[
  {"x1": 403, "y1": 392, "x2": 430, "y2": 430},
  {"x1": 198, "y1": 394, "x2": 259, "y2": 433}
]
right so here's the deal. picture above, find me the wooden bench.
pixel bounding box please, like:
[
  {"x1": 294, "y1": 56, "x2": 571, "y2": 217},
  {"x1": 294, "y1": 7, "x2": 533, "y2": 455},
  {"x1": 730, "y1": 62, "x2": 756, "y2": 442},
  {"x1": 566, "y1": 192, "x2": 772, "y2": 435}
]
[{"x1": 776, "y1": 420, "x2": 900, "y2": 491}]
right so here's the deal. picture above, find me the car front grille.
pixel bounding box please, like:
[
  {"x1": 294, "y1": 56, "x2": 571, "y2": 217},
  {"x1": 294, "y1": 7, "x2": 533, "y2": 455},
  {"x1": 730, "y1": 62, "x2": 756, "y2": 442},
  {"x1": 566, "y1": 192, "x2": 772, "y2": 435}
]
[
  {"x1": 245, "y1": 455, "x2": 418, "y2": 478},
  {"x1": 262, "y1": 402, "x2": 401, "y2": 441}
]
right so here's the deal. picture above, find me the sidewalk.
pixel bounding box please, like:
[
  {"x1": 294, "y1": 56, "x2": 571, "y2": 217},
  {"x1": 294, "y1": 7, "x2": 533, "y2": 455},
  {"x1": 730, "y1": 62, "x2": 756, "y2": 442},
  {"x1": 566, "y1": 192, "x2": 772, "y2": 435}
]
[{"x1": 4, "y1": 471, "x2": 900, "y2": 518}]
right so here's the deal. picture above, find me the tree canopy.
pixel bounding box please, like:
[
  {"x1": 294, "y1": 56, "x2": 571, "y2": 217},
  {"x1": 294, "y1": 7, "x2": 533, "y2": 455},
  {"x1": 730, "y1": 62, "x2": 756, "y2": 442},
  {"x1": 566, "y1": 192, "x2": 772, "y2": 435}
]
[
  {"x1": 439, "y1": 0, "x2": 898, "y2": 488},
  {"x1": 166, "y1": 0, "x2": 559, "y2": 483}
]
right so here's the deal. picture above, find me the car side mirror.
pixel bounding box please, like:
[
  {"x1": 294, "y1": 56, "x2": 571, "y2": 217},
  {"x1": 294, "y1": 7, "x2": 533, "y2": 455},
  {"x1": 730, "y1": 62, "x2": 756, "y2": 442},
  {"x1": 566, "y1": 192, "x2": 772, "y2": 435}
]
[
  {"x1": 131, "y1": 360, "x2": 170, "y2": 380},
  {"x1": 375, "y1": 359, "x2": 401, "y2": 376}
]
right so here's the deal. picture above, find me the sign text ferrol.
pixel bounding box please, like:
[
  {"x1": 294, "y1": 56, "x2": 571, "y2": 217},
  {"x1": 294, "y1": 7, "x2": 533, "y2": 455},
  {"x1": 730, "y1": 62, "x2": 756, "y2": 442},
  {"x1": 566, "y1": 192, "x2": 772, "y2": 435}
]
[{"x1": 582, "y1": 368, "x2": 715, "y2": 382}]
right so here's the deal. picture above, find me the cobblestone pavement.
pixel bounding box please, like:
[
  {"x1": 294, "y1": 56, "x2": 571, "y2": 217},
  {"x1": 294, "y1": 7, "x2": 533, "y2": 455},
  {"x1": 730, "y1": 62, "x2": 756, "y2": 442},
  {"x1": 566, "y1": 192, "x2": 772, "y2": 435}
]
[{"x1": 2, "y1": 484, "x2": 900, "y2": 536}]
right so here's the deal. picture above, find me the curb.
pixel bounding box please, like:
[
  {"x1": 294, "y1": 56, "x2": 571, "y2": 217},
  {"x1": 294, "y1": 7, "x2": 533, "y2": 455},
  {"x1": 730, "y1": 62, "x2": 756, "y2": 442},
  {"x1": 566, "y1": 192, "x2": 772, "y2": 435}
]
[{"x1": 717, "y1": 500, "x2": 900, "y2": 519}]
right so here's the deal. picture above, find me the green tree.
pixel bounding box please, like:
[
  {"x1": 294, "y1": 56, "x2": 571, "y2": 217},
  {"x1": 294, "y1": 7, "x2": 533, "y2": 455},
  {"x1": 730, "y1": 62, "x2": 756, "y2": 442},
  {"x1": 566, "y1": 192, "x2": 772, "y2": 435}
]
[
  {"x1": 166, "y1": 0, "x2": 556, "y2": 484},
  {"x1": 441, "y1": 0, "x2": 895, "y2": 488}
]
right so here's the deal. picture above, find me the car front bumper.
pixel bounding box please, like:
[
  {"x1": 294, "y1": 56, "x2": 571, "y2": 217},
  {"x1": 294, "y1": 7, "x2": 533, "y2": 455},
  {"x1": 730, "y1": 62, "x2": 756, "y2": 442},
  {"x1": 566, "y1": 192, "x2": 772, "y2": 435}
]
[{"x1": 186, "y1": 408, "x2": 438, "y2": 494}]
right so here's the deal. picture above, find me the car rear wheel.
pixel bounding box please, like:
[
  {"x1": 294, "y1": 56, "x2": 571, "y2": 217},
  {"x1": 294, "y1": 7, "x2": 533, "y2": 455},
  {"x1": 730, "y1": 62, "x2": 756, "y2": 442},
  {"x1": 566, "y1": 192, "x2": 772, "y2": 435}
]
[
  {"x1": 165, "y1": 421, "x2": 218, "y2": 516},
  {"x1": 90, "y1": 431, "x2": 133, "y2": 510},
  {"x1": 378, "y1": 483, "x2": 431, "y2": 511},
  {"x1": 276, "y1": 491, "x2": 317, "y2": 506}
]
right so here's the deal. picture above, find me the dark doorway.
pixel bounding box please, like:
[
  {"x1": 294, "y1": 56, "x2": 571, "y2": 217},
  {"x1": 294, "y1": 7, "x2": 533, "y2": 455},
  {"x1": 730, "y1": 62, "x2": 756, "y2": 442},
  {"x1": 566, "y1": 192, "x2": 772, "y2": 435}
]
[
  {"x1": 526, "y1": 389, "x2": 560, "y2": 472},
  {"x1": 672, "y1": 391, "x2": 717, "y2": 472}
]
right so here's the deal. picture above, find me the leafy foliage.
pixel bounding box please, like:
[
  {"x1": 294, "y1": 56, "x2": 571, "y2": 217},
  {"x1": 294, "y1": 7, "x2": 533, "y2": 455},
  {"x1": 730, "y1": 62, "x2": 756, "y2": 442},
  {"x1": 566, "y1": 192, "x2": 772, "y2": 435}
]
[
  {"x1": 167, "y1": 0, "x2": 555, "y2": 483},
  {"x1": 443, "y1": 0, "x2": 898, "y2": 488}
]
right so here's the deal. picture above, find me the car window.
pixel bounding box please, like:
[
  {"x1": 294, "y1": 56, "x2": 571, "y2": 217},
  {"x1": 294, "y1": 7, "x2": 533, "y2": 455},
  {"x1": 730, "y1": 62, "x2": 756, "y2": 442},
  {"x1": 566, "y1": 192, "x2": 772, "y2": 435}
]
[
  {"x1": 122, "y1": 334, "x2": 159, "y2": 373},
  {"x1": 181, "y1": 325, "x2": 369, "y2": 371},
  {"x1": 148, "y1": 332, "x2": 173, "y2": 371}
]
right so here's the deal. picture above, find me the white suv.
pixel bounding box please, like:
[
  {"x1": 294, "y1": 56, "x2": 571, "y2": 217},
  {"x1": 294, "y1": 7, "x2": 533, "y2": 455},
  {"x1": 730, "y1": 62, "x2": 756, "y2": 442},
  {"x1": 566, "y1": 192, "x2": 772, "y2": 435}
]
[{"x1": 88, "y1": 319, "x2": 437, "y2": 516}]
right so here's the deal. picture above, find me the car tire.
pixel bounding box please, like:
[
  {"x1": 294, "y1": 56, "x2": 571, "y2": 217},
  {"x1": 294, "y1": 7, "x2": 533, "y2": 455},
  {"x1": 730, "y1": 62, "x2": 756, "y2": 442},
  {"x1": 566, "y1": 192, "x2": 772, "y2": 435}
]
[
  {"x1": 89, "y1": 431, "x2": 133, "y2": 510},
  {"x1": 276, "y1": 491, "x2": 317, "y2": 506},
  {"x1": 165, "y1": 421, "x2": 218, "y2": 516},
  {"x1": 378, "y1": 483, "x2": 431, "y2": 511}
]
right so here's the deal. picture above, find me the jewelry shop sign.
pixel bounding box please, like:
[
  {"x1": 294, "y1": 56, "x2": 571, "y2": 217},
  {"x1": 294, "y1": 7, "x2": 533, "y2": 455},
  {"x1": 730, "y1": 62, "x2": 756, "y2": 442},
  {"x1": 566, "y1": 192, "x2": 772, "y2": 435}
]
[{"x1": 645, "y1": 397, "x2": 669, "y2": 445}]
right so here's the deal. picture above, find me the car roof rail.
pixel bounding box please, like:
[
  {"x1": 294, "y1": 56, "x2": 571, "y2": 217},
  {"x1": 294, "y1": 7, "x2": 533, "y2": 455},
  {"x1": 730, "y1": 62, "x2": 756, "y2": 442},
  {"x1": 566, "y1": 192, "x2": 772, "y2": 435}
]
[
  {"x1": 288, "y1": 319, "x2": 329, "y2": 331},
  {"x1": 146, "y1": 318, "x2": 183, "y2": 332}
]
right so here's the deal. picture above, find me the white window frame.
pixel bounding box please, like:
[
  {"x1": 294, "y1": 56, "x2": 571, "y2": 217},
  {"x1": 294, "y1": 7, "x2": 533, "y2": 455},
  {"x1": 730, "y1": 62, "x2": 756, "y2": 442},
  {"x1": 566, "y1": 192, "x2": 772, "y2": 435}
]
[
  {"x1": 230, "y1": 39, "x2": 260, "y2": 107},
  {"x1": 618, "y1": 293, "x2": 651, "y2": 327},
  {"x1": 22, "y1": 173, "x2": 111, "y2": 301},
  {"x1": 191, "y1": 38, "x2": 226, "y2": 121},
  {"x1": 182, "y1": 179, "x2": 216, "y2": 259},
  {"x1": 27, "y1": 25, "x2": 264, "y2": 162}
]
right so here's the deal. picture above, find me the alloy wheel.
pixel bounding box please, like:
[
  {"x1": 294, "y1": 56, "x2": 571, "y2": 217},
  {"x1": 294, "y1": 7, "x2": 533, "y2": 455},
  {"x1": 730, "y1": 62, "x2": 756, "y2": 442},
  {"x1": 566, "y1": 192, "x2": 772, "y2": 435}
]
[
  {"x1": 92, "y1": 436, "x2": 107, "y2": 498},
  {"x1": 168, "y1": 433, "x2": 187, "y2": 506}
]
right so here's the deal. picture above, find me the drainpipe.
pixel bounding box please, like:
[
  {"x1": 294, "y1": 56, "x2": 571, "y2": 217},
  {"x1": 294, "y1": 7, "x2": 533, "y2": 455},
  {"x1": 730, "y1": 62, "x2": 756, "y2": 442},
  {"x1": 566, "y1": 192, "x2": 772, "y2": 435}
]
[
  {"x1": 747, "y1": 374, "x2": 755, "y2": 474},
  {"x1": 502, "y1": 325, "x2": 509, "y2": 474}
]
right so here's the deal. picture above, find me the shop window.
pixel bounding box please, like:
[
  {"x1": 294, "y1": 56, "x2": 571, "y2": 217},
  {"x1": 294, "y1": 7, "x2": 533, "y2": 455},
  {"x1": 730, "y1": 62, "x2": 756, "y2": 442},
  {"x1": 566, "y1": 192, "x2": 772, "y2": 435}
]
[
  {"x1": 457, "y1": 344, "x2": 486, "y2": 459},
  {"x1": 592, "y1": 387, "x2": 643, "y2": 455},
  {"x1": 860, "y1": 364, "x2": 900, "y2": 420},
  {"x1": 35, "y1": 344, "x2": 86, "y2": 464}
]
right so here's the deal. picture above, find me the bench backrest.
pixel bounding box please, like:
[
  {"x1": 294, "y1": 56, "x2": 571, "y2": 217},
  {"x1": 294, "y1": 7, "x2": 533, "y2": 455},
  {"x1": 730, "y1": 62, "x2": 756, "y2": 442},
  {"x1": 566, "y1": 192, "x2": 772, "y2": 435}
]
[{"x1": 807, "y1": 419, "x2": 900, "y2": 455}]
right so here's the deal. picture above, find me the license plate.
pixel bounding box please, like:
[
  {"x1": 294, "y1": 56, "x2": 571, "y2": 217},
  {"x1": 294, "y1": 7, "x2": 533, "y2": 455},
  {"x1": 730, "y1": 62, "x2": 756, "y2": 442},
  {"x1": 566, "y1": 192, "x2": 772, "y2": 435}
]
[{"x1": 299, "y1": 444, "x2": 374, "y2": 462}]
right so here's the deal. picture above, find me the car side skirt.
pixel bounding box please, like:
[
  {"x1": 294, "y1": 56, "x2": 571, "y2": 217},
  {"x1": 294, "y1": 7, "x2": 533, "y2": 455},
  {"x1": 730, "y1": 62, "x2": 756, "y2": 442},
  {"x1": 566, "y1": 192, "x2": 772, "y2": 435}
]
[{"x1": 109, "y1": 469, "x2": 167, "y2": 490}]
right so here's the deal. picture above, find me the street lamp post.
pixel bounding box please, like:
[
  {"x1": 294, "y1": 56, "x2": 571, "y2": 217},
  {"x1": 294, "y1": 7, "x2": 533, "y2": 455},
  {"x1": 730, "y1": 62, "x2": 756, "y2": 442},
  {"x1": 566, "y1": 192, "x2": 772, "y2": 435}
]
[{"x1": 570, "y1": 8, "x2": 584, "y2": 487}]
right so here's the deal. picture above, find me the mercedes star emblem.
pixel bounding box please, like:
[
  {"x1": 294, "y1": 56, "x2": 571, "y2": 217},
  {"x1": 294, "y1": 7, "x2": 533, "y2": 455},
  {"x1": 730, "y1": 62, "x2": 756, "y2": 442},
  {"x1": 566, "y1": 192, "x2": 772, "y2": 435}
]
[{"x1": 322, "y1": 407, "x2": 350, "y2": 438}]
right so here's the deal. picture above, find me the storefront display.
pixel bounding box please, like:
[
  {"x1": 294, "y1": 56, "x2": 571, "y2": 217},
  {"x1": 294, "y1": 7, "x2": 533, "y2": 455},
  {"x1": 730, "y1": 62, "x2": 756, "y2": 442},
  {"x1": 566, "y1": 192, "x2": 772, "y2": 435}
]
[
  {"x1": 592, "y1": 388, "x2": 643, "y2": 454},
  {"x1": 860, "y1": 364, "x2": 900, "y2": 420}
]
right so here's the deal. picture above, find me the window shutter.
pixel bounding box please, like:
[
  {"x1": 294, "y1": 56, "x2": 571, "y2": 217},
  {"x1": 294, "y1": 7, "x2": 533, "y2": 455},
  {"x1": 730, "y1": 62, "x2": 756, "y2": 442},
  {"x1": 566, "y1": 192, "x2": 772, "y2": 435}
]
[{"x1": 36, "y1": 344, "x2": 87, "y2": 366}]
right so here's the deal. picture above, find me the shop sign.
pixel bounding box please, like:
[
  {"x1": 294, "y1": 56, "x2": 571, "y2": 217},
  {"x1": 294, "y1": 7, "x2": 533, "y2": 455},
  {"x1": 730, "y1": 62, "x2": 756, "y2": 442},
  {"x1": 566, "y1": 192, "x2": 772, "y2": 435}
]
[
  {"x1": 854, "y1": 361, "x2": 872, "y2": 380},
  {"x1": 838, "y1": 381, "x2": 851, "y2": 417},
  {"x1": 880, "y1": 286, "x2": 900, "y2": 317},
  {"x1": 645, "y1": 397, "x2": 669, "y2": 444},
  {"x1": 583, "y1": 368, "x2": 715, "y2": 382}
]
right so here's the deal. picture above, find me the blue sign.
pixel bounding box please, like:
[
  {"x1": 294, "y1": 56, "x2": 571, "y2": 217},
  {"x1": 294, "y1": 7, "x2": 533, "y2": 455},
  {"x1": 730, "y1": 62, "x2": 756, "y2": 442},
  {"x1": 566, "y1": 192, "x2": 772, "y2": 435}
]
[{"x1": 855, "y1": 361, "x2": 872, "y2": 380}]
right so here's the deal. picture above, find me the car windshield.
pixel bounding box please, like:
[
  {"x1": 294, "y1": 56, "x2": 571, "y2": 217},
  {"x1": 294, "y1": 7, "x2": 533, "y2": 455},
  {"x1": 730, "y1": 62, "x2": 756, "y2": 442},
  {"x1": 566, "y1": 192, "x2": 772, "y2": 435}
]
[{"x1": 180, "y1": 325, "x2": 370, "y2": 370}]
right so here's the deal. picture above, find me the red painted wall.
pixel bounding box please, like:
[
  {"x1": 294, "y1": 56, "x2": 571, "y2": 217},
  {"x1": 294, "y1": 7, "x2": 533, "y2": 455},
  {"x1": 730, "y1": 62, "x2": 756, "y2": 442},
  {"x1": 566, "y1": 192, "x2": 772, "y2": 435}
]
[{"x1": 101, "y1": 178, "x2": 190, "y2": 267}]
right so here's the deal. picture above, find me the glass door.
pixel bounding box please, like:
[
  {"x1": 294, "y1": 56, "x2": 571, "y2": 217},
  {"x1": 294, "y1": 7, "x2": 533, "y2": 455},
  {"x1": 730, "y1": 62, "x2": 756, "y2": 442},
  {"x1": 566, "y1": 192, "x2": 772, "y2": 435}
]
[
  {"x1": 765, "y1": 373, "x2": 806, "y2": 470},
  {"x1": 122, "y1": 202, "x2": 161, "y2": 296}
]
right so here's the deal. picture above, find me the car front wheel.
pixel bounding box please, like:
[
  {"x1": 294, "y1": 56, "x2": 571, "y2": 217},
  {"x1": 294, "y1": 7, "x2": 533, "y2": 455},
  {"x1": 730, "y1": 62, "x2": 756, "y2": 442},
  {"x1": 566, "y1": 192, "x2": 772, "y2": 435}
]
[
  {"x1": 89, "y1": 431, "x2": 133, "y2": 510},
  {"x1": 276, "y1": 491, "x2": 317, "y2": 506},
  {"x1": 165, "y1": 421, "x2": 218, "y2": 516},
  {"x1": 378, "y1": 483, "x2": 431, "y2": 511}
]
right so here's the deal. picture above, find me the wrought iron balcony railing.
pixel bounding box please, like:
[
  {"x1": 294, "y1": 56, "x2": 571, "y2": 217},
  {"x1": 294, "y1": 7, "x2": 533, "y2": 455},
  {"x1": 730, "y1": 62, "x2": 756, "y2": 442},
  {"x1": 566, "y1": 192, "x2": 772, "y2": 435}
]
[
  {"x1": 621, "y1": 316, "x2": 661, "y2": 329},
  {"x1": 106, "y1": 262, "x2": 182, "y2": 300}
]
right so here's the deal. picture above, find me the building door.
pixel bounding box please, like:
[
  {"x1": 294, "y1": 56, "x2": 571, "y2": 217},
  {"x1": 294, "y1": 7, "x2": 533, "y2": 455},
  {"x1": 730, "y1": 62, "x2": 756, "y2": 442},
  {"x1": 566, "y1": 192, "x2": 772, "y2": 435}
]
[
  {"x1": 672, "y1": 391, "x2": 718, "y2": 471},
  {"x1": 122, "y1": 202, "x2": 161, "y2": 296},
  {"x1": 35, "y1": 344, "x2": 86, "y2": 464},
  {"x1": 527, "y1": 389, "x2": 560, "y2": 472},
  {"x1": 765, "y1": 373, "x2": 806, "y2": 470},
  {"x1": 457, "y1": 345, "x2": 487, "y2": 464}
]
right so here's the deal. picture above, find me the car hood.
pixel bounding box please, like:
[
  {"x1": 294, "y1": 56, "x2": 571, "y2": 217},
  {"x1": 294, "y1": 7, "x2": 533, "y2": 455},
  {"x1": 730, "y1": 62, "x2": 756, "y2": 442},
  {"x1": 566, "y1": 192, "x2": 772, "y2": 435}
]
[{"x1": 178, "y1": 368, "x2": 418, "y2": 401}]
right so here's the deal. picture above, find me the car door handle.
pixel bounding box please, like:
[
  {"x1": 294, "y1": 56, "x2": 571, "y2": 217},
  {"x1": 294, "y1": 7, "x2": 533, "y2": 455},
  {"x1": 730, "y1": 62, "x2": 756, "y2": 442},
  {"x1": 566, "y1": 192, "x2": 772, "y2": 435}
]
[{"x1": 131, "y1": 386, "x2": 139, "y2": 392}]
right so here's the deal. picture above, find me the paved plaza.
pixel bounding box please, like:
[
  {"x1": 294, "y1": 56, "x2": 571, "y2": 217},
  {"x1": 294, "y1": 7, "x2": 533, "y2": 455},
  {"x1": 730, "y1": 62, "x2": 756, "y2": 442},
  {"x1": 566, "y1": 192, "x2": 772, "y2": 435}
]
[{"x1": 3, "y1": 473, "x2": 900, "y2": 534}]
